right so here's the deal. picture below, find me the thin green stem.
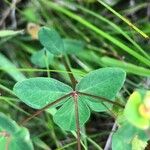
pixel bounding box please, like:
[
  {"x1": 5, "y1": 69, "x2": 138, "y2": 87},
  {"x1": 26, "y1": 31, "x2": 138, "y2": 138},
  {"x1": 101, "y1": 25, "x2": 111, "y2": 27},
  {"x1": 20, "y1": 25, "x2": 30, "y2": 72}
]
[
  {"x1": 0, "y1": 84, "x2": 15, "y2": 96},
  {"x1": 81, "y1": 133, "x2": 103, "y2": 150},
  {"x1": 44, "y1": 50, "x2": 50, "y2": 77},
  {"x1": 56, "y1": 141, "x2": 77, "y2": 150},
  {"x1": 62, "y1": 56, "x2": 77, "y2": 90},
  {"x1": 73, "y1": 92, "x2": 81, "y2": 150},
  {"x1": 45, "y1": 113, "x2": 61, "y2": 148},
  {"x1": 0, "y1": 67, "x2": 85, "y2": 75}
]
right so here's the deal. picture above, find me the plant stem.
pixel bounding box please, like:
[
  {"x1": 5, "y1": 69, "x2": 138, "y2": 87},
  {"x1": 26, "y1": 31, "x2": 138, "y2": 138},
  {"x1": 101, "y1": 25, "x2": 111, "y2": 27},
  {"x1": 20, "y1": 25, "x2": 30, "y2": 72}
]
[
  {"x1": 73, "y1": 92, "x2": 81, "y2": 150},
  {"x1": 78, "y1": 92, "x2": 124, "y2": 108},
  {"x1": 62, "y1": 56, "x2": 77, "y2": 90},
  {"x1": 21, "y1": 93, "x2": 72, "y2": 125},
  {"x1": 44, "y1": 50, "x2": 50, "y2": 77},
  {"x1": 0, "y1": 84, "x2": 15, "y2": 96}
]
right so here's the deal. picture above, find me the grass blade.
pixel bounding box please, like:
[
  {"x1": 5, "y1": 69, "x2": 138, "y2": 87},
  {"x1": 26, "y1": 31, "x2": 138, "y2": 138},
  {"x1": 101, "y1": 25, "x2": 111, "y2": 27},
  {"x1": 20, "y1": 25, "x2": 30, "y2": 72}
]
[
  {"x1": 101, "y1": 57, "x2": 150, "y2": 77},
  {"x1": 43, "y1": 1, "x2": 150, "y2": 66},
  {"x1": 97, "y1": 0, "x2": 149, "y2": 39},
  {"x1": 0, "y1": 53, "x2": 26, "y2": 81},
  {"x1": 75, "y1": 4, "x2": 150, "y2": 60}
]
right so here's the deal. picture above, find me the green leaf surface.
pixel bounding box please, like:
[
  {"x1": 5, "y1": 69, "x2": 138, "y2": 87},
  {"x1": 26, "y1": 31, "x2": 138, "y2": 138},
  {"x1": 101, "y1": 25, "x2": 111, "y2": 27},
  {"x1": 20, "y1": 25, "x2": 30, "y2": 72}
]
[
  {"x1": 76, "y1": 67, "x2": 126, "y2": 100},
  {"x1": 31, "y1": 48, "x2": 54, "y2": 68},
  {"x1": 132, "y1": 136, "x2": 147, "y2": 150},
  {"x1": 84, "y1": 96, "x2": 110, "y2": 112},
  {"x1": 38, "y1": 27, "x2": 64, "y2": 56},
  {"x1": 0, "y1": 137, "x2": 7, "y2": 150},
  {"x1": 0, "y1": 113, "x2": 33, "y2": 150},
  {"x1": 0, "y1": 128, "x2": 34, "y2": 150},
  {"x1": 63, "y1": 39, "x2": 85, "y2": 54},
  {"x1": 112, "y1": 130, "x2": 131, "y2": 150},
  {"x1": 53, "y1": 96, "x2": 90, "y2": 131},
  {"x1": 13, "y1": 77, "x2": 73, "y2": 109},
  {"x1": 11, "y1": 128, "x2": 34, "y2": 150},
  {"x1": 0, "y1": 113, "x2": 19, "y2": 134}
]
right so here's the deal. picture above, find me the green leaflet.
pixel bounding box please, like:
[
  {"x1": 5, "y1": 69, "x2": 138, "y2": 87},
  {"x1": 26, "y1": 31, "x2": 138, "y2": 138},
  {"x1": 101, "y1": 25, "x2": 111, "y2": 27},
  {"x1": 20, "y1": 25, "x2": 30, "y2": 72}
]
[
  {"x1": 13, "y1": 77, "x2": 73, "y2": 109},
  {"x1": 76, "y1": 67, "x2": 126, "y2": 98},
  {"x1": 76, "y1": 67, "x2": 126, "y2": 111},
  {"x1": 31, "y1": 48, "x2": 54, "y2": 68},
  {"x1": 11, "y1": 128, "x2": 34, "y2": 150},
  {"x1": 38, "y1": 27, "x2": 64, "y2": 56},
  {"x1": 63, "y1": 39, "x2": 85, "y2": 54},
  {"x1": 53, "y1": 96, "x2": 90, "y2": 131},
  {"x1": 0, "y1": 113, "x2": 19, "y2": 135},
  {"x1": 84, "y1": 96, "x2": 111, "y2": 112},
  {"x1": 0, "y1": 113, "x2": 33, "y2": 150},
  {"x1": 38, "y1": 27, "x2": 85, "y2": 56},
  {"x1": 0, "y1": 128, "x2": 34, "y2": 150}
]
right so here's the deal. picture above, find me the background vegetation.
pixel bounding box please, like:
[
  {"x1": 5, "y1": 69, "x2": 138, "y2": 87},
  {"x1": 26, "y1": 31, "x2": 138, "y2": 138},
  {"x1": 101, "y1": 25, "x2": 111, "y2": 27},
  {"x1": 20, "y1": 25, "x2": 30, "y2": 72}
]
[{"x1": 0, "y1": 0, "x2": 150, "y2": 149}]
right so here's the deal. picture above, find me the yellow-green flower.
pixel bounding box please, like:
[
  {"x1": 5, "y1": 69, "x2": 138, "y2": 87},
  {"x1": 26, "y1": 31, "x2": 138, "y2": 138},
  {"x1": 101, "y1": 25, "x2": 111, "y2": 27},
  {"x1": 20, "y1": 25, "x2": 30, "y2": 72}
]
[{"x1": 124, "y1": 90, "x2": 150, "y2": 129}]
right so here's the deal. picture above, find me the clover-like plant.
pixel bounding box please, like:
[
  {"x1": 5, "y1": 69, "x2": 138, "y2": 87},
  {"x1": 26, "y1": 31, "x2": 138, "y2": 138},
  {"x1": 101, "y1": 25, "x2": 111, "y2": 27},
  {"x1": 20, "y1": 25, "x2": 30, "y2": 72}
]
[
  {"x1": 13, "y1": 67, "x2": 126, "y2": 149},
  {"x1": 0, "y1": 113, "x2": 33, "y2": 150},
  {"x1": 13, "y1": 27, "x2": 126, "y2": 149}
]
